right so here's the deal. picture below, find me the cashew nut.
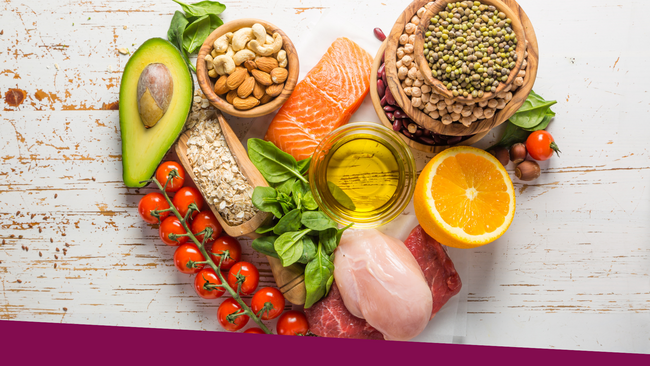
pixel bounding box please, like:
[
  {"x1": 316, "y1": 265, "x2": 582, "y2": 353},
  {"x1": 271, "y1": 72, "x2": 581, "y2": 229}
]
[
  {"x1": 213, "y1": 32, "x2": 233, "y2": 53},
  {"x1": 205, "y1": 54, "x2": 214, "y2": 70},
  {"x1": 252, "y1": 23, "x2": 267, "y2": 43},
  {"x1": 232, "y1": 49, "x2": 256, "y2": 65},
  {"x1": 232, "y1": 27, "x2": 254, "y2": 52},
  {"x1": 212, "y1": 55, "x2": 236, "y2": 75},
  {"x1": 266, "y1": 34, "x2": 274, "y2": 45},
  {"x1": 247, "y1": 33, "x2": 283, "y2": 57},
  {"x1": 276, "y1": 50, "x2": 287, "y2": 68}
]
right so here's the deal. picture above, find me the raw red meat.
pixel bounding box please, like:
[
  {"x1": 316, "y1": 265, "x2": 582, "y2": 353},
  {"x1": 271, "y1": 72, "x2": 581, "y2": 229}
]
[{"x1": 305, "y1": 225, "x2": 462, "y2": 339}]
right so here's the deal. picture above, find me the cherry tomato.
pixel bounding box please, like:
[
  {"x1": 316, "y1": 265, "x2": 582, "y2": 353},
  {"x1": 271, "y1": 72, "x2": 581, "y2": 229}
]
[
  {"x1": 251, "y1": 287, "x2": 285, "y2": 320},
  {"x1": 191, "y1": 211, "x2": 223, "y2": 244},
  {"x1": 155, "y1": 161, "x2": 185, "y2": 193},
  {"x1": 159, "y1": 216, "x2": 188, "y2": 246},
  {"x1": 276, "y1": 310, "x2": 309, "y2": 336},
  {"x1": 217, "y1": 298, "x2": 249, "y2": 331},
  {"x1": 208, "y1": 236, "x2": 241, "y2": 271},
  {"x1": 172, "y1": 187, "x2": 203, "y2": 220},
  {"x1": 243, "y1": 328, "x2": 265, "y2": 334},
  {"x1": 526, "y1": 130, "x2": 561, "y2": 161},
  {"x1": 138, "y1": 192, "x2": 170, "y2": 224},
  {"x1": 173, "y1": 243, "x2": 205, "y2": 274},
  {"x1": 193, "y1": 268, "x2": 226, "y2": 299},
  {"x1": 227, "y1": 261, "x2": 259, "y2": 295}
]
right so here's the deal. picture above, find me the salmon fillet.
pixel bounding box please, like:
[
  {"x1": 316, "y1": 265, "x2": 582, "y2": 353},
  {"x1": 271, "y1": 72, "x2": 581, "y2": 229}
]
[{"x1": 264, "y1": 37, "x2": 373, "y2": 161}]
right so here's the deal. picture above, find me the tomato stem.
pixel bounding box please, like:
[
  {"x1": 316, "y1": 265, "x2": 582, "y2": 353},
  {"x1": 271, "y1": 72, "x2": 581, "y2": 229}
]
[
  {"x1": 150, "y1": 175, "x2": 272, "y2": 334},
  {"x1": 550, "y1": 142, "x2": 561, "y2": 157}
]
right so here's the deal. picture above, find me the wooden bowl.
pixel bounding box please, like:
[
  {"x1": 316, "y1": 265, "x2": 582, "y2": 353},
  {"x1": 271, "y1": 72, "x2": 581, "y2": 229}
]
[
  {"x1": 175, "y1": 109, "x2": 270, "y2": 237},
  {"x1": 414, "y1": 0, "x2": 526, "y2": 104},
  {"x1": 370, "y1": 40, "x2": 487, "y2": 153},
  {"x1": 385, "y1": 0, "x2": 538, "y2": 136},
  {"x1": 196, "y1": 19, "x2": 299, "y2": 118}
]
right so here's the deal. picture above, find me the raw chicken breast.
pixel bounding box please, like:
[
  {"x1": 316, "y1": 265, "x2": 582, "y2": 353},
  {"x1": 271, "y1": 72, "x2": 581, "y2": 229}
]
[{"x1": 333, "y1": 229, "x2": 433, "y2": 341}]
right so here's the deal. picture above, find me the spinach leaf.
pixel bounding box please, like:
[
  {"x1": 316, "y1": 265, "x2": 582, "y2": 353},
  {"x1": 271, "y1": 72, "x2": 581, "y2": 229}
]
[
  {"x1": 247, "y1": 139, "x2": 308, "y2": 184},
  {"x1": 508, "y1": 90, "x2": 557, "y2": 129},
  {"x1": 302, "y1": 191, "x2": 318, "y2": 211},
  {"x1": 274, "y1": 229, "x2": 311, "y2": 267},
  {"x1": 273, "y1": 208, "x2": 302, "y2": 235},
  {"x1": 297, "y1": 157, "x2": 311, "y2": 174},
  {"x1": 167, "y1": 11, "x2": 194, "y2": 72},
  {"x1": 301, "y1": 211, "x2": 337, "y2": 231},
  {"x1": 489, "y1": 121, "x2": 531, "y2": 150},
  {"x1": 291, "y1": 180, "x2": 310, "y2": 209},
  {"x1": 275, "y1": 178, "x2": 296, "y2": 196},
  {"x1": 327, "y1": 181, "x2": 356, "y2": 211},
  {"x1": 304, "y1": 243, "x2": 335, "y2": 308},
  {"x1": 252, "y1": 236, "x2": 278, "y2": 258},
  {"x1": 319, "y1": 228, "x2": 337, "y2": 255},
  {"x1": 188, "y1": 13, "x2": 223, "y2": 31},
  {"x1": 522, "y1": 109, "x2": 556, "y2": 132},
  {"x1": 252, "y1": 187, "x2": 283, "y2": 219},
  {"x1": 255, "y1": 222, "x2": 276, "y2": 234},
  {"x1": 173, "y1": 0, "x2": 226, "y2": 17},
  {"x1": 183, "y1": 15, "x2": 210, "y2": 54},
  {"x1": 298, "y1": 236, "x2": 317, "y2": 264}
]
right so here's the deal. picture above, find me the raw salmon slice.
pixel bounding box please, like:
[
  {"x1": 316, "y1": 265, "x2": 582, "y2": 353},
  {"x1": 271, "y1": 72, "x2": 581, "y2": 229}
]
[{"x1": 264, "y1": 37, "x2": 373, "y2": 161}]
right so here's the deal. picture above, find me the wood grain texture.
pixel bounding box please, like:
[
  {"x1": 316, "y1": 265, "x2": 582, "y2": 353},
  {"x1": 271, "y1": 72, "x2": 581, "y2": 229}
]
[
  {"x1": 1, "y1": 0, "x2": 649, "y2": 354},
  {"x1": 196, "y1": 18, "x2": 299, "y2": 118}
]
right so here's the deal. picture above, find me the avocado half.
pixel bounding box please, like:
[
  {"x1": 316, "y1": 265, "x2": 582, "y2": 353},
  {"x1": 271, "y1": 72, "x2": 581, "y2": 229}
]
[{"x1": 119, "y1": 38, "x2": 193, "y2": 187}]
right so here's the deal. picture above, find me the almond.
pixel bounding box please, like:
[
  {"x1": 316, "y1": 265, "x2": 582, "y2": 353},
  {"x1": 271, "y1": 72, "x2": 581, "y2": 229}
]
[
  {"x1": 265, "y1": 83, "x2": 284, "y2": 97},
  {"x1": 256, "y1": 57, "x2": 279, "y2": 73},
  {"x1": 270, "y1": 68, "x2": 288, "y2": 84},
  {"x1": 233, "y1": 96, "x2": 260, "y2": 110},
  {"x1": 226, "y1": 90, "x2": 238, "y2": 104},
  {"x1": 244, "y1": 60, "x2": 257, "y2": 73},
  {"x1": 226, "y1": 68, "x2": 248, "y2": 90},
  {"x1": 213, "y1": 75, "x2": 229, "y2": 95},
  {"x1": 237, "y1": 76, "x2": 255, "y2": 98},
  {"x1": 251, "y1": 69, "x2": 273, "y2": 86},
  {"x1": 260, "y1": 94, "x2": 273, "y2": 104},
  {"x1": 253, "y1": 81, "x2": 265, "y2": 100}
]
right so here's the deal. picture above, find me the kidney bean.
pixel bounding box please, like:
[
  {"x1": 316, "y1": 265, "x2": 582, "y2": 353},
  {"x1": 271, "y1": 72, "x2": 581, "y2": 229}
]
[
  {"x1": 380, "y1": 95, "x2": 387, "y2": 106},
  {"x1": 401, "y1": 119, "x2": 410, "y2": 130},
  {"x1": 383, "y1": 105, "x2": 396, "y2": 112},
  {"x1": 385, "y1": 87, "x2": 396, "y2": 106},
  {"x1": 433, "y1": 134, "x2": 443, "y2": 144},
  {"x1": 419, "y1": 136, "x2": 435, "y2": 145},
  {"x1": 381, "y1": 68, "x2": 388, "y2": 88},
  {"x1": 377, "y1": 80, "x2": 386, "y2": 98},
  {"x1": 378, "y1": 63, "x2": 385, "y2": 78},
  {"x1": 402, "y1": 129, "x2": 413, "y2": 138},
  {"x1": 393, "y1": 109, "x2": 406, "y2": 119},
  {"x1": 392, "y1": 119, "x2": 400, "y2": 131},
  {"x1": 374, "y1": 28, "x2": 387, "y2": 42},
  {"x1": 447, "y1": 136, "x2": 463, "y2": 145},
  {"x1": 381, "y1": 52, "x2": 385, "y2": 64},
  {"x1": 386, "y1": 112, "x2": 394, "y2": 122},
  {"x1": 415, "y1": 129, "x2": 423, "y2": 137}
]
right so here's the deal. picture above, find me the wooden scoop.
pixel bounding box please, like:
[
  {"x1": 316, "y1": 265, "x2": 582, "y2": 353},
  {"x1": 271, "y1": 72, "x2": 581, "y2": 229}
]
[{"x1": 175, "y1": 109, "x2": 305, "y2": 305}]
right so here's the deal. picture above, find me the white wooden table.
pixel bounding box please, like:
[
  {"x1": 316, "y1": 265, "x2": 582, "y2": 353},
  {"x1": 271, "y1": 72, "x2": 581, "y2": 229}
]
[{"x1": 1, "y1": 0, "x2": 649, "y2": 354}]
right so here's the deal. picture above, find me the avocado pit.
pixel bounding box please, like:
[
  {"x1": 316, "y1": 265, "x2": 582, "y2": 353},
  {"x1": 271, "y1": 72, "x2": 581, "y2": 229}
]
[{"x1": 137, "y1": 63, "x2": 174, "y2": 128}]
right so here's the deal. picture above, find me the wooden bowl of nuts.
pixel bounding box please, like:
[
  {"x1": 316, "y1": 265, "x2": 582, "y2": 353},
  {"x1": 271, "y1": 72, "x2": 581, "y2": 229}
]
[
  {"x1": 413, "y1": 0, "x2": 526, "y2": 104},
  {"x1": 384, "y1": 0, "x2": 538, "y2": 136},
  {"x1": 196, "y1": 19, "x2": 299, "y2": 118}
]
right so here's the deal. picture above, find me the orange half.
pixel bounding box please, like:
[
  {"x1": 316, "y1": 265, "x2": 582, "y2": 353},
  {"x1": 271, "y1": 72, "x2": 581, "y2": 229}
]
[{"x1": 414, "y1": 146, "x2": 515, "y2": 249}]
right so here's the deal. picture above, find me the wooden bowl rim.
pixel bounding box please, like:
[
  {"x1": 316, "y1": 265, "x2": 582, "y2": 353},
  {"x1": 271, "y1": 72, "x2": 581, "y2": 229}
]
[
  {"x1": 174, "y1": 110, "x2": 270, "y2": 237},
  {"x1": 196, "y1": 18, "x2": 300, "y2": 118},
  {"x1": 384, "y1": 0, "x2": 538, "y2": 136},
  {"x1": 370, "y1": 40, "x2": 487, "y2": 153},
  {"x1": 414, "y1": 0, "x2": 526, "y2": 103}
]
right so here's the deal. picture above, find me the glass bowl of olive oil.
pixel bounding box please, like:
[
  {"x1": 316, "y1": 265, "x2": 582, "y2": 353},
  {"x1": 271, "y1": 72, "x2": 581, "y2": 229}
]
[{"x1": 309, "y1": 122, "x2": 416, "y2": 228}]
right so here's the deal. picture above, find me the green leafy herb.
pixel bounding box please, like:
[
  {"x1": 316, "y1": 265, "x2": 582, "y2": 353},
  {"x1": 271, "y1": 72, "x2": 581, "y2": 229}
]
[
  {"x1": 273, "y1": 209, "x2": 302, "y2": 235},
  {"x1": 508, "y1": 91, "x2": 557, "y2": 129},
  {"x1": 188, "y1": 13, "x2": 223, "y2": 32},
  {"x1": 304, "y1": 244, "x2": 335, "y2": 308},
  {"x1": 255, "y1": 223, "x2": 276, "y2": 234},
  {"x1": 297, "y1": 157, "x2": 311, "y2": 174},
  {"x1": 319, "y1": 223, "x2": 352, "y2": 255},
  {"x1": 252, "y1": 236, "x2": 279, "y2": 258},
  {"x1": 252, "y1": 187, "x2": 283, "y2": 219},
  {"x1": 522, "y1": 109, "x2": 556, "y2": 132},
  {"x1": 301, "y1": 211, "x2": 338, "y2": 231},
  {"x1": 183, "y1": 15, "x2": 210, "y2": 54},
  {"x1": 490, "y1": 122, "x2": 531, "y2": 150},
  {"x1": 298, "y1": 236, "x2": 317, "y2": 264},
  {"x1": 302, "y1": 191, "x2": 318, "y2": 211},
  {"x1": 327, "y1": 181, "x2": 356, "y2": 211},
  {"x1": 248, "y1": 138, "x2": 308, "y2": 184},
  {"x1": 167, "y1": 11, "x2": 194, "y2": 71},
  {"x1": 274, "y1": 229, "x2": 311, "y2": 267},
  {"x1": 173, "y1": 0, "x2": 226, "y2": 17},
  {"x1": 275, "y1": 178, "x2": 296, "y2": 196}
]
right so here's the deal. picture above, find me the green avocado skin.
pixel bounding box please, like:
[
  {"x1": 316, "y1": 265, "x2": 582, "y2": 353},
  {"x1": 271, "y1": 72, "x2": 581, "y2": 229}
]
[{"x1": 119, "y1": 38, "x2": 194, "y2": 188}]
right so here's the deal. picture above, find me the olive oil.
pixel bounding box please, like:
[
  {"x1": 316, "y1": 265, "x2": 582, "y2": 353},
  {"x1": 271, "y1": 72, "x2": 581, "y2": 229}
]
[{"x1": 325, "y1": 136, "x2": 402, "y2": 214}]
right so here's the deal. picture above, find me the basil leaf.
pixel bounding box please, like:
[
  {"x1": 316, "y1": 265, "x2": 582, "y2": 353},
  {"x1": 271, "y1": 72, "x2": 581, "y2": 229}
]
[
  {"x1": 273, "y1": 208, "x2": 302, "y2": 235},
  {"x1": 274, "y1": 229, "x2": 311, "y2": 267},
  {"x1": 522, "y1": 109, "x2": 555, "y2": 132},
  {"x1": 276, "y1": 178, "x2": 296, "y2": 196},
  {"x1": 252, "y1": 186, "x2": 283, "y2": 218},
  {"x1": 304, "y1": 243, "x2": 335, "y2": 308},
  {"x1": 298, "y1": 236, "x2": 317, "y2": 264},
  {"x1": 297, "y1": 157, "x2": 311, "y2": 174},
  {"x1": 183, "y1": 15, "x2": 210, "y2": 54},
  {"x1": 302, "y1": 191, "x2": 318, "y2": 211},
  {"x1": 327, "y1": 181, "x2": 356, "y2": 211},
  {"x1": 247, "y1": 139, "x2": 307, "y2": 184},
  {"x1": 252, "y1": 236, "x2": 279, "y2": 258},
  {"x1": 173, "y1": 0, "x2": 226, "y2": 17},
  {"x1": 301, "y1": 211, "x2": 337, "y2": 231}
]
